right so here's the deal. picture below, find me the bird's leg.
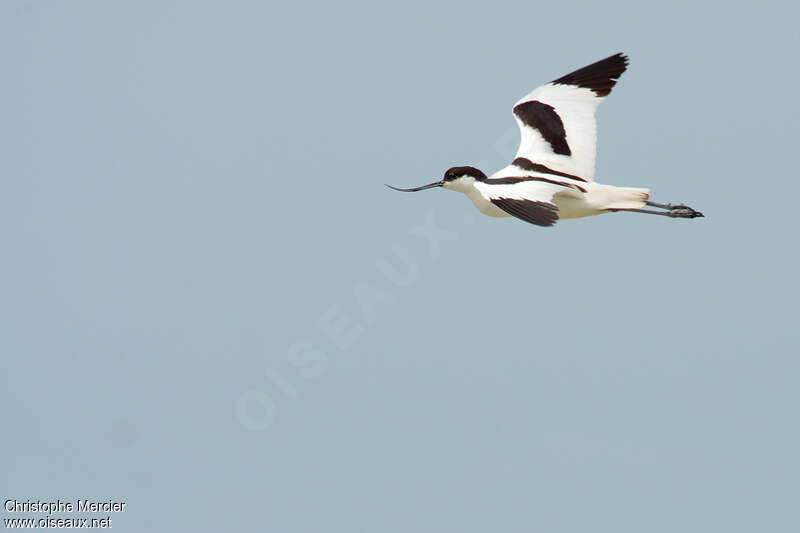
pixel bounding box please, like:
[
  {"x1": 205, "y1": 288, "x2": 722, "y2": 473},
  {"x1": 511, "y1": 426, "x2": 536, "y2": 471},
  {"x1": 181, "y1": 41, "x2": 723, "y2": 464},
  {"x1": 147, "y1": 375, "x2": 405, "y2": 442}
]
[
  {"x1": 646, "y1": 200, "x2": 679, "y2": 210},
  {"x1": 612, "y1": 204, "x2": 704, "y2": 219},
  {"x1": 646, "y1": 201, "x2": 704, "y2": 217},
  {"x1": 646, "y1": 200, "x2": 699, "y2": 212}
]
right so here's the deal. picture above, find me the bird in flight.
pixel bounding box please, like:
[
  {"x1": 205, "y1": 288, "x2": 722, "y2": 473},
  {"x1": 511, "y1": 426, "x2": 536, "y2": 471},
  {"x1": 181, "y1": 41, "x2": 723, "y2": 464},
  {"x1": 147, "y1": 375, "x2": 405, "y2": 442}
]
[{"x1": 387, "y1": 53, "x2": 703, "y2": 227}]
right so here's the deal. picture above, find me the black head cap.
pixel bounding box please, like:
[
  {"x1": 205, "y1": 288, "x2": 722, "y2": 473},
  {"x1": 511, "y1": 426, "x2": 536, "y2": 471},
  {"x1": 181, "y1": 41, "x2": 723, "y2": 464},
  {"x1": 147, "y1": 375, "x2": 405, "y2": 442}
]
[{"x1": 443, "y1": 166, "x2": 487, "y2": 182}]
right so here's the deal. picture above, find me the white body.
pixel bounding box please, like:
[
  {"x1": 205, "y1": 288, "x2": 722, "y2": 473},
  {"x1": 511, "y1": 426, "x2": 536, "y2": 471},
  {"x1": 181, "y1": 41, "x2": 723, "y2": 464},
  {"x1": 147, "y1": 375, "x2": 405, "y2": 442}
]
[{"x1": 443, "y1": 167, "x2": 649, "y2": 220}]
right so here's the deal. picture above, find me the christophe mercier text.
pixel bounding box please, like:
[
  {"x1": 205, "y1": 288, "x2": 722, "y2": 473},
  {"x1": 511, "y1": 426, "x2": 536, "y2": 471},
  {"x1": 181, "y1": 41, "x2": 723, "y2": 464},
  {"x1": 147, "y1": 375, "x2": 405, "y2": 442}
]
[{"x1": 5, "y1": 499, "x2": 126, "y2": 514}]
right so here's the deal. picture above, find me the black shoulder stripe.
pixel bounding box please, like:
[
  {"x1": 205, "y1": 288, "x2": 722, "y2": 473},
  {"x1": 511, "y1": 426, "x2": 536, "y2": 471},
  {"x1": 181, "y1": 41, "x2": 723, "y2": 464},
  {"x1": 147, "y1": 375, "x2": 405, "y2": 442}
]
[
  {"x1": 491, "y1": 198, "x2": 559, "y2": 227},
  {"x1": 551, "y1": 53, "x2": 628, "y2": 97},
  {"x1": 512, "y1": 101, "x2": 571, "y2": 156},
  {"x1": 488, "y1": 175, "x2": 586, "y2": 193},
  {"x1": 512, "y1": 157, "x2": 588, "y2": 183}
]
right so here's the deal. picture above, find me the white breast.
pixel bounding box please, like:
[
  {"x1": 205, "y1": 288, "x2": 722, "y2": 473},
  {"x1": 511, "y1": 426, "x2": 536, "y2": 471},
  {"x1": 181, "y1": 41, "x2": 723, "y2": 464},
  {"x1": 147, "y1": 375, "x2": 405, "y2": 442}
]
[
  {"x1": 443, "y1": 176, "x2": 510, "y2": 218},
  {"x1": 466, "y1": 187, "x2": 510, "y2": 217}
]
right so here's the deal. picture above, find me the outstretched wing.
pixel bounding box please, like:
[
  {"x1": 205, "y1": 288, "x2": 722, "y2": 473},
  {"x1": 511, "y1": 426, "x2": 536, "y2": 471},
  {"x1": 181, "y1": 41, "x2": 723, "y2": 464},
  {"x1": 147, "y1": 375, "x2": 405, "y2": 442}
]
[
  {"x1": 474, "y1": 179, "x2": 568, "y2": 227},
  {"x1": 512, "y1": 53, "x2": 628, "y2": 182}
]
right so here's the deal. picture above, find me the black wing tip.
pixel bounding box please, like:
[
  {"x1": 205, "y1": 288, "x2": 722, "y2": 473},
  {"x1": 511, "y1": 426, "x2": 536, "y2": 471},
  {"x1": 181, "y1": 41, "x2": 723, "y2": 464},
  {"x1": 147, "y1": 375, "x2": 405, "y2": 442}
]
[{"x1": 551, "y1": 52, "x2": 629, "y2": 97}]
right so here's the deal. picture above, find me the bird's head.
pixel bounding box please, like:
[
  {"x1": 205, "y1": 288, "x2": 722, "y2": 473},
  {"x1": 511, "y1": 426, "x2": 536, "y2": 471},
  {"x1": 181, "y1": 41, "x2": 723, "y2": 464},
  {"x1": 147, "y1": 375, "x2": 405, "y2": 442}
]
[
  {"x1": 386, "y1": 166, "x2": 486, "y2": 193},
  {"x1": 441, "y1": 166, "x2": 487, "y2": 192}
]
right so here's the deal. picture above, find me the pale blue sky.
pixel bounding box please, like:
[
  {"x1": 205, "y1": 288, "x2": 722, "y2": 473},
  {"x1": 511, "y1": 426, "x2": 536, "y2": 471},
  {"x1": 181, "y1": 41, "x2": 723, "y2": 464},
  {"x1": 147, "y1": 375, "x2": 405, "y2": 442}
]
[{"x1": 3, "y1": 1, "x2": 798, "y2": 531}]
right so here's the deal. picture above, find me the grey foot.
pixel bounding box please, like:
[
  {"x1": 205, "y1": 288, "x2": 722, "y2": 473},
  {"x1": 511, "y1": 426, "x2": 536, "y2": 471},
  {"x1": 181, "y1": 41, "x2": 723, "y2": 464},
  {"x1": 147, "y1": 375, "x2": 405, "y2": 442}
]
[{"x1": 667, "y1": 204, "x2": 704, "y2": 218}]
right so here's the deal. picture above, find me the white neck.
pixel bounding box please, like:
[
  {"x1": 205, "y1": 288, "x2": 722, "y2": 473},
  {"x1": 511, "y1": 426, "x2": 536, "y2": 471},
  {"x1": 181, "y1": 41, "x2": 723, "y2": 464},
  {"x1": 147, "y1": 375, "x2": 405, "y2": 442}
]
[{"x1": 442, "y1": 176, "x2": 476, "y2": 193}]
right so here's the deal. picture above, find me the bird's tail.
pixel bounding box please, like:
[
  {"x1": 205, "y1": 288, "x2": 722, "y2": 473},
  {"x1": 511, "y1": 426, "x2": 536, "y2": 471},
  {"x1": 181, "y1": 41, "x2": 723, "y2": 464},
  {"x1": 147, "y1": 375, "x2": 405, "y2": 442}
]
[{"x1": 601, "y1": 186, "x2": 650, "y2": 210}]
